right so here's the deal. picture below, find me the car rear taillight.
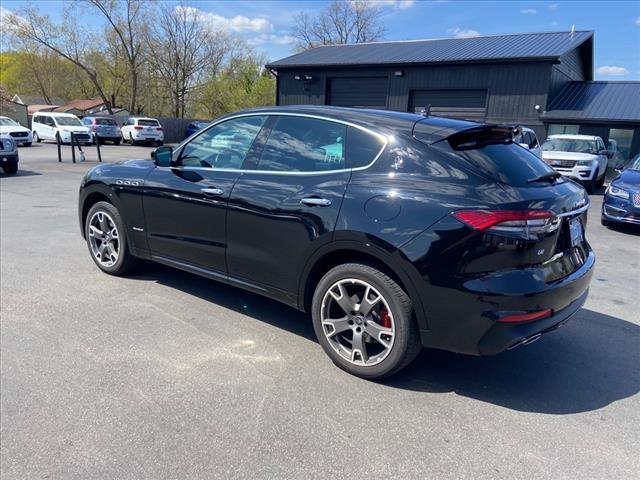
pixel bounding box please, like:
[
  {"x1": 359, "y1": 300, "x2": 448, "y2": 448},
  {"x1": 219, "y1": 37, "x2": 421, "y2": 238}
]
[
  {"x1": 453, "y1": 209, "x2": 560, "y2": 239},
  {"x1": 134, "y1": 126, "x2": 143, "y2": 130},
  {"x1": 497, "y1": 309, "x2": 553, "y2": 323},
  {"x1": 156, "y1": 127, "x2": 163, "y2": 131}
]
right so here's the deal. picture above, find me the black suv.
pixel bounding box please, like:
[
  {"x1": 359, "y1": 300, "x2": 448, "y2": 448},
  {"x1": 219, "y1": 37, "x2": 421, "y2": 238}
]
[{"x1": 79, "y1": 106, "x2": 594, "y2": 379}]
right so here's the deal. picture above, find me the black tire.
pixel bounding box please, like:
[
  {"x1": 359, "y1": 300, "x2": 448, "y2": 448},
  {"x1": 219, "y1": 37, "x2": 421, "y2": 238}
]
[
  {"x1": 157, "y1": 140, "x2": 164, "y2": 146},
  {"x1": 23, "y1": 142, "x2": 32, "y2": 147},
  {"x1": 33, "y1": 131, "x2": 41, "y2": 143},
  {"x1": 113, "y1": 139, "x2": 121, "y2": 146},
  {"x1": 311, "y1": 263, "x2": 421, "y2": 379},
  {"x1": 2, "y1": 164, "x2": 18, "y2": 174},
  {"x1": 84, "y1": 201, "x2": 139, "y2": 276},
  {"x1": 129, "y1": 133, "x2": 137, "y2": 146},
  {"x1": 596, "y1": 171, "x2": 605, "y2": 188}
]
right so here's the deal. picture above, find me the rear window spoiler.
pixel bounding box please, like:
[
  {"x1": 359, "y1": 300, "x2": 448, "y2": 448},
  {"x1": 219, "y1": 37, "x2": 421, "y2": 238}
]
[{"x1": 413, "y1": 117, "x2": 520, "y2": 149}]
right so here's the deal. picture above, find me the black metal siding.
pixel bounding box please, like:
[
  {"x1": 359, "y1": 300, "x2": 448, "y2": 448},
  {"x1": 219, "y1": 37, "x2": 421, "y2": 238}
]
[{"x1": 277, "y1": 62, "x2": 551, "y2": 128}]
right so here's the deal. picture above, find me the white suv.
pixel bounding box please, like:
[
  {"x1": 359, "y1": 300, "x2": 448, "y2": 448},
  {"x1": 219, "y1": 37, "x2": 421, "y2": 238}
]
[
  {"x1": 32, "y1": 112, "x2": 93, "y2": 145},
  {"x1": 541, "y1": 134, "x2": 609, "y2": 193},
  {"x1": 121, "y1": 117, "x2": 164, "y2": 146}
]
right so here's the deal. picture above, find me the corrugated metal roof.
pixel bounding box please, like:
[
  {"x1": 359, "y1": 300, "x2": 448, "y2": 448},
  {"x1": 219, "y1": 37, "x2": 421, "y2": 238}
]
[
  {"x1": 544, "y1": 82, "x2": 640, "y2": 123},
  {"x1": 267, "y1": 31, "x2": 593, "y2": 68}
]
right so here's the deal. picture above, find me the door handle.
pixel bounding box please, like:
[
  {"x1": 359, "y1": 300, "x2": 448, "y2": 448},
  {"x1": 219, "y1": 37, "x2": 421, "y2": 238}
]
[
  {"x1": 300, "y1": 197, "x2": 332, "y2": 207},
  {"x1": 201, "y1": 187, "x2": 224, "y2": 196}
]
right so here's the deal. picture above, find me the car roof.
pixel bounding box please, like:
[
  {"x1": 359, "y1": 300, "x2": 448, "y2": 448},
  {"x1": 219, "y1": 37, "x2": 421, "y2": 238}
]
[
  {"x1": 129, "y1": 117, "x2": 159, "y2": 121},
  {"x1": 220, "y1": 105, "x2": 479, "y2": 138},
  {"x1": 36, "y1": 112, "x2": 80, "y2": 117},
  {"x1": 548, "y1": 134, "x2": 600, "y2": 140}
]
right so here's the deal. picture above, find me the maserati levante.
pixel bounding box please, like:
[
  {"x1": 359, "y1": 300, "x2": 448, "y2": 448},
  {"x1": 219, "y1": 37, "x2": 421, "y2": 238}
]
[{"x1": 78, "y1": 107, "x2": 594, "y2": 379}]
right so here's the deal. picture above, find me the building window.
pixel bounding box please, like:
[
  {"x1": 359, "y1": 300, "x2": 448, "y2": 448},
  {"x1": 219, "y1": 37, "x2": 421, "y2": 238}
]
[
  {"x1": 607, "y1": 128, "x2": 634, "y2": 162},
  {"x1": 547, "y1": 124, "x2": 580, "y2": 136}
]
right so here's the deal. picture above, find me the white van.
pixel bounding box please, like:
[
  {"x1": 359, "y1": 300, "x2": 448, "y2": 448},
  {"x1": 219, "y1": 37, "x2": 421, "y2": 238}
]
[{"x1": 32, "y1": 112, "x2": 93, "y2": 145}]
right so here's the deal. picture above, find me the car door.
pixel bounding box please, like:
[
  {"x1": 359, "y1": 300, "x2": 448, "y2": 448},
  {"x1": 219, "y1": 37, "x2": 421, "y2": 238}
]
[
  {"x1": 142, "y1": 115, "x2": 267, "y2": 274},
  {"x1": 225, "y1": 114, "x2": 354, "y2": 301},
  {"x1": 597, "y1": 138, "x2": 608, "y2": 176}
]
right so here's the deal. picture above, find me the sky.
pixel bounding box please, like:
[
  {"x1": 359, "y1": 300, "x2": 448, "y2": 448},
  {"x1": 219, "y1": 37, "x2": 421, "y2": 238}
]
[{"x1": 1, "y1": 0, "x2": 639, "y2": 80}]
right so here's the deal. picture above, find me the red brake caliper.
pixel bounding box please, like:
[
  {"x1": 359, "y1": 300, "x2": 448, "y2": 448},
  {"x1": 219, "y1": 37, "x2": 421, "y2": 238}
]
[{"x1": 379, "y1": 308, "x2": 392, "y2": 329}]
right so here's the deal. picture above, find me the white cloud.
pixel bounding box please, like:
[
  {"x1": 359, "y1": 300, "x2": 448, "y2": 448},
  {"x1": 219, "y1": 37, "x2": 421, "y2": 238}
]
[
  {"x1": 551, "y1": 21, "x2": 559, "y2": 26},
  {"x1": 448, "y1": 27, "x2": 480, "y2": 39},
  {"x1": 0, "y1": 6, "x2": 25, "y2": 33},
  {"x1": 597, "y1": 65, "x2": 630, "y2": 76},
  {"x1": 520, "y1": 9, "x2": 537, "y2": 15},
  {"x1": 247, "y1": 33, "x2": 296, "y2": 46},
  {"x1": 548, "y1": 3, "x2": 558, "y2": 9},
  {"x1": 176, "y1": 6, "x2": 271, "y2": 33},
  {"x1": 368, "y1": 0, "x2": 416, "y2": 9}
]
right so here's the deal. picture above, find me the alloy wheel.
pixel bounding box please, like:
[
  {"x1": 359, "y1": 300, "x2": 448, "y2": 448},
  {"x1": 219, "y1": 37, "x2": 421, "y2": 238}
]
[
  {"x1": 88, "y1": 211, "x2": 120, "y2": 267},
  {"x1": 320, "y1": 278, "x2": 395, "y2": 366}
]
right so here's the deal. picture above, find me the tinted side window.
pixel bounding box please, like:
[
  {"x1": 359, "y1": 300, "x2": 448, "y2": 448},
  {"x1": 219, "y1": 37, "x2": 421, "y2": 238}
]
[
  {"x1": 33, "y1": 115, "x2": 41, "y2": 124},
  {"x1": 179, "y1": 116, "x2": 267, "y2": 169},
  {"x1": 257, "y1": 116, "x2": 346, "y2": 172},
  {"x1": 345, "y1": 126, "x2": 385, "y2": 168}
]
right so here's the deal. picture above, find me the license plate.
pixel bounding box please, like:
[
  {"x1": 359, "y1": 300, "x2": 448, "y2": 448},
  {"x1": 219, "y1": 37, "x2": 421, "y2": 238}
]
[{"x1": 569, "y1": 218, "x2": 584, "y2": 247}]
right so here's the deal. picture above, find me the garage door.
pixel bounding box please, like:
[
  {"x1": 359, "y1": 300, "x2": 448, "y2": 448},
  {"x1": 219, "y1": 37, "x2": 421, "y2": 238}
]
[
  {"x1": 327, "y1": 77, "x2": 389, "y2": 108},
  {"x1": 409, "y1": 89, "x2": 487, "y2": 121}
]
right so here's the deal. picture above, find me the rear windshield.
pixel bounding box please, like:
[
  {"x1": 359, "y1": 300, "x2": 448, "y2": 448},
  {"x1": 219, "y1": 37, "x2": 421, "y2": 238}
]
[
  {"x1": 542, "y1": 138, "x2": 598, "y2": 154},
  {"x1": 432, "y1": 140, "x2": 558, "y2": 187},
  {"x1": 138, "y1": 119, "x2": 159, "y2": 126},
  {"x1": 95, "y1": 118, "x2": 116, "y2": 125}
]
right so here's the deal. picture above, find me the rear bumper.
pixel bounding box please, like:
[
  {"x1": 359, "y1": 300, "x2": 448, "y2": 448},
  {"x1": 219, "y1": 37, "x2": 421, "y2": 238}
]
[
  {"x1": 477, "y1": 289, "x2": 588, "y2": 355},
  {"x1": 416, "y1": 248, "x2": 595, "y2": 356}
]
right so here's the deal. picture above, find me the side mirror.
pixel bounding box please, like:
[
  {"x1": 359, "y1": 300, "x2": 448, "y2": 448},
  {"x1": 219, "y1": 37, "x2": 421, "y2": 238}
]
[
  {"x1": 519, "y1": 142, "x2": 529, "y2": 150},
  {"x1": 599, "y1": 149, "x2": 612, "y2": 158},
  {"x1": 152, "y1": 146, "x2": 173, "y2": 167},
  {"x1": 615, "y1": 163, "x2": 624, "y2": 172}
]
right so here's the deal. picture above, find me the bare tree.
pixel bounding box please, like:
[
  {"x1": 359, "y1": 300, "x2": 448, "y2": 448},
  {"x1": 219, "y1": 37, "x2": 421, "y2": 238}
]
[
  {"x1": 293, "y1": 0, "x2": 385, "y2": 50},
  {"x1": 86, "y1": 0, "x2": 146, "y2": 113},
  {"x1": 5, "y1": 4, "x2": 114, "y2": 112},
  {"x1": 145, "y1": 4, "x2": 239, "y2": 118}
]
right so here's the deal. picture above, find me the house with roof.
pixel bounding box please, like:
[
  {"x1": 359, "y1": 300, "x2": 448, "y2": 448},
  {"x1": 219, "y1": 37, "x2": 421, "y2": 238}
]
[{"x1": 267, "y1": 30, "x2": 640, "y2": 160}]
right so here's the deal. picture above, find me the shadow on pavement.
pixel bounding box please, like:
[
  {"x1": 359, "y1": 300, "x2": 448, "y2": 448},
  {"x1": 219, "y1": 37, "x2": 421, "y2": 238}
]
[
  {"x1": 132, "y1": 263, "x2": 640, "y2": 415},
  {"x1": 0, "y1": 169, "x2": 42, "y2": 178}
]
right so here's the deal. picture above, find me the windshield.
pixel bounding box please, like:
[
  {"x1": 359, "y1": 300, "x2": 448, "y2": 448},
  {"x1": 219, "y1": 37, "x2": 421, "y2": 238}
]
[
  {"x1": 0, "y1": 118, "x2": 19, "y2": 126},
  {"x1": 55, "y1": 116, "x2": 83, "y2": 126},
  {"x1": 138, "y1": 119, "x2": 159, "y2": 126},
  {"x1": 95, "y1": 118, "x2": 117, "y2": 125},
  {"x1": 627, "y1": 154, "x2": 640, "y2": 171},
  {"x1": 542, "y1": 138, "x2": 598, "y2": 154}
]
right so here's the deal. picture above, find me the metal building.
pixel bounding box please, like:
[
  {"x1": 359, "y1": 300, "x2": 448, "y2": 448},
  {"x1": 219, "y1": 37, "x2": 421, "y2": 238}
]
[{"x1": 267, "y1": 31, "x2": 640, "y2": 161}]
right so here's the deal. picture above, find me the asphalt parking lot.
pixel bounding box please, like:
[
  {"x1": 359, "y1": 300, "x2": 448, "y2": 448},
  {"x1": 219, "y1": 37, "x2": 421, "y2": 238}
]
[{"x1": 1, "y1": 142, "x2": 639, "y2": 479}]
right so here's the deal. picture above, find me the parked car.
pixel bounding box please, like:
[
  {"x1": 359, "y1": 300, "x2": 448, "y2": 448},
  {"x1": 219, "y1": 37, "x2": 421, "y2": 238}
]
[
  {"x1": 82, "y1": 116, "x2": 121, "y2": 145},
  {"x1": 0, "y1": 135, "x2": 19, "y2": 174},
  {"x1": 185, "y1": 120, "x2": 210, "y2": 139},
  {"x1": 78, "y1": 107, "x2": 594, "y2": 379},
  {"x1": 32, "y1": 112, "x2": 93, "y2": 145},
  {"x1": 121, "y1": 117, "x2": 163, "y2": 146},
  {"x1": 514, "y1": 126, "x2": 541, "y2": 158},
  {"x1": 601, "y1": 152, "x2": 640, "y2": 227},
  {"x1": 541, "y1": 134, "x2": 608, "y2": 193},
  {"x1": 0, "y1": 116, "x2": 32, "y2": 147}
]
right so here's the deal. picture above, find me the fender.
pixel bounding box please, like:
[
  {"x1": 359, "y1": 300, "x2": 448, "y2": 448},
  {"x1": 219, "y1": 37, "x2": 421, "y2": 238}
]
[
  {"x1": 79, "y1": 180, "x2": 150, "y2": 257},
  {"x1": 296, "y1": 236, "x2": 429, "y2": 332}
]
